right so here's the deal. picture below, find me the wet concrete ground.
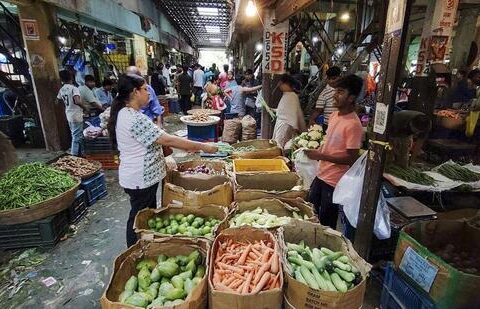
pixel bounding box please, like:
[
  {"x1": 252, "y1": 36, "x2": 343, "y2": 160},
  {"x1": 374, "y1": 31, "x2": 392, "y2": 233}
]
[{"x1": 0, "y1": 114, "x2": 382, "y2": 308}]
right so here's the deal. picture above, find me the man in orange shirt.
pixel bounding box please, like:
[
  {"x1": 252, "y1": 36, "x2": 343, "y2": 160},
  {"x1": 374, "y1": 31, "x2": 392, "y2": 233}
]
[{"x1": 306, "y1": 75, "x2": 364, "y2": 229}]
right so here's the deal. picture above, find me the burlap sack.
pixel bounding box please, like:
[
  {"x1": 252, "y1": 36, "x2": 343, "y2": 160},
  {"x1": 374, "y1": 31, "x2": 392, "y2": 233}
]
[
  {"x1": 222, "y1": 118, "x2": 242, "y2": 144},
  {"x1": 241, "y1": 115, "x2": 256, "y2": 141}
]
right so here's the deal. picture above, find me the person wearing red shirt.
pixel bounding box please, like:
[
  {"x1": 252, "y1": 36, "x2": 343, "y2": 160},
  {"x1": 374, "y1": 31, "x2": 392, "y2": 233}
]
[{"x1": 306, "y1": 75, "x2": 364, "y2": 230}]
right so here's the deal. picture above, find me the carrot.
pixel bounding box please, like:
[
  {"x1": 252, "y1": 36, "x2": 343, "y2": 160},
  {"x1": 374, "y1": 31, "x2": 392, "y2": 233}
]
[
  {"x1": 252, "y1": 272, "x2": 271, "y2": 294},
  {"x1": 238, "y1": 265, "x2": 254, "y2": 271},
  {"x1": 251, "y1": 247, "x2": 263, "y2": 257},
  {"x1": 261, "y1": 250, "x2": 271, "y2": 263},
  {"x1": 253, "y1": 263, "x2": 270, "y2": 284},
  {"x1": 270, "y1": 252, "x2": 279, "y2": 274},
  {"x1": 233, "y1": 273, "x2": 245, "y2": 280},
  {"x1": 270, "y1": 273, "x2": 279, "y2": 289},
  {"x1": 229, "y1": 279, "x2": 244, "y2": 289},
  {"x1": 215, "y1": 282, "x2": 234, "y2": 292},
  {"x1": 223, "y1": 276, "x2": 236, "y2": 286},
  {"x1": 218, "y1": 262, "x2": 245, "y2": 275},
  {"x1": 248, "y1": 252, "x2": 259, "y2": 260},
  {"x1": 237, "y1": 244, "x2": 251, "y2": 265},
  {"x1": 242, "y1": 271, "x2": 254, "y2": 294},
  {"x1": 216, "y1": 269, "x2": 231, "y2": 275}
]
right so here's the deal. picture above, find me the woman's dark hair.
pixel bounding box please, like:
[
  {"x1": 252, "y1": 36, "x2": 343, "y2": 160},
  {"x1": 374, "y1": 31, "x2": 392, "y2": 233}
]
[
  {"x1": 223, "y1": 64, "x2": 229, "y2": 72},
  {"x1": 279, "y1": 74, "x2": 300, "y2": 91},
  {"x1": 108, "y1": 74, "x2": 146, "y2": 145},
  {"x1": 59, "y1": 70, "x2": 72, "y2": 83}
]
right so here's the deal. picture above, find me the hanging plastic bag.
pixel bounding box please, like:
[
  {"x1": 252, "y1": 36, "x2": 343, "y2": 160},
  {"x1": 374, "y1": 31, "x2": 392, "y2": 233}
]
[
  {"x1": 293, "y1": 149, "x2": 317, "y2": 190},
  {"x1": 332, "y1": 151, "x2": 391, "y2": 239},
  {"x1": 465, "y1": 111, "x2": 479, "y2": 137}
]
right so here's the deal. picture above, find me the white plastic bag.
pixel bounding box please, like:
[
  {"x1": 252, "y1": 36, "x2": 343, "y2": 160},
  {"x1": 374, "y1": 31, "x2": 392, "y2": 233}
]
[
  {"x1": 293, "y1": 149, "x2": 318, "y2": 190},
  {"x1": 333, "y1": 151, "x2": 391, "y2": 239}
]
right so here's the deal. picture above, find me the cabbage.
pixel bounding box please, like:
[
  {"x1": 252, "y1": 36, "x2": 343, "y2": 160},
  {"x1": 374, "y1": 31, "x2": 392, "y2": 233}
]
[
  {"x1": 297, "y1": 139, "x2": 309, "y2": 147},
  {"x1": 307, "y1": 130, "x2": 322, "y2": 141},
  {"x1": 229, "y1": 207, "x2": 293, "y2": 228}
]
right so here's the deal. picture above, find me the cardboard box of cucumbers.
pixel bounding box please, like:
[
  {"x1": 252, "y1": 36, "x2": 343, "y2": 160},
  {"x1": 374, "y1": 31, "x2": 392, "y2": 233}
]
[
  {"x1": 279, "y1": 220, "x2": 371, "y2": 309},
  {"x1": 101, "y1": 238, "x2": 209, "y2": 309}
]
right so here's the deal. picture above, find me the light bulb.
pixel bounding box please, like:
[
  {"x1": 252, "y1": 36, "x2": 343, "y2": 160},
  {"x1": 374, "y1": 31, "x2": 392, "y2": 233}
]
[
  {"x1": 255, "y1": 43, "x2": 263, "y2": 52},
  {"x1": 58, "y1": 36, "x2": 67, "y2": 45},
  {"x1": 246, "y1": 0, "x2": 257, "y2": 17}
]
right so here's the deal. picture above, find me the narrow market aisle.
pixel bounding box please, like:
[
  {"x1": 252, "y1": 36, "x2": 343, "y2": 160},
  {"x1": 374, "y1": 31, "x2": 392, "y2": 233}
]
[{"x1": 1, "y1": 171, "x2": 129, "y2": 309}]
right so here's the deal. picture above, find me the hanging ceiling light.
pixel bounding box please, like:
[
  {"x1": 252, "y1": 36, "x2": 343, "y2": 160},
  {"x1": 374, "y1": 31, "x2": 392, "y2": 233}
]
[
  {"x1": 312, "y1": 36, "x2": 319, "y2": 43},
  {"x1": 58, "y1": 36, "x2": 67, "y2": 45},
  {"x1": 246, "y1": 0, "x2": 257, "y2": 17},
  {"x1": 255, "y1": 43, "x2": 263, "y2": 52},
  {"x1": 339, "y1": 12, "x2": 350, "y2": 22}
]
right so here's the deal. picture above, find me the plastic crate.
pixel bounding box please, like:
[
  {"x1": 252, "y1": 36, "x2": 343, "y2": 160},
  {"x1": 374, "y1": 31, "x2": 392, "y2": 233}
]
[
  {"x1": 0, "y1": 211, "x2": 69, "y2": 250},
  {"x1": 84, "y1": 137, "x2": 116, "y2": 154},
  {"x1": 233, "y1": 159, "x2": 290, "y2": 173},
  {"x1": 85, "y1": 153, "x2": 119, "y2": 170},
  {"x1": 80, "y1": 172, "x2": 107, "y2": 206},
  {"x1": 380, "y1": 263, "x2": 436, "y2": 309},
  {"x1": 186, "y1": 124, "x2": 218, "y2": 142},
  {"x1": 67, "y1": 189, "x2": 88, "y2": 224}
]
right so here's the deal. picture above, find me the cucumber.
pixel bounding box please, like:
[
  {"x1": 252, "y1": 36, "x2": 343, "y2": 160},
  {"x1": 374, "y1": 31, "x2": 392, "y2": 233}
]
[
  {"x1": 299, "y1": 266, "x2": 319, "y2": 290},
  {"x1": 320, "y1": 247, "x2": 335, "y2": 255},
  {"x1": 332, "y1": 260, "x2": 352, "y2": 272},
  {"x1": 330, "y1": 273, "x2": 348, "y2": 292},
  {"x1": 313, "y1": 255, "x2": 329, "y2": 271},
  {"x1": 288, "y1": 256, "x2": 315, "y2": 270},
  {"x1": 337, "y1": 255, "x2": 350, "y2": 263},
  {"x1": 327, "y1": 251, "x2": 344, "y2": 261},
  {"x1": 287, "y1": 243, "x2": 305, "y2": 253},
  {"x1": 322, "y1": 270, "x2": 337, "y2": 291},
  {"x1": 311, "y1": 267, "x2": 329, "y2": 291},
  {"x1": 294, "y1": 270, "x2": 307, "y2": 285},
  {"x1": 334, "y1": 268, "x2": 355, "y2": 282}
]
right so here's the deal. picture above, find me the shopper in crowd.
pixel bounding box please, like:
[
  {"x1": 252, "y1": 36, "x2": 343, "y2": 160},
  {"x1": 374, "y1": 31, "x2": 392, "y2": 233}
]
[
  {"x1": 204, "y1": 75, "x2": 225, "y2": 110},
  {"x1": 177, "y1": 65, "x2": 193, "y2": 114},
  {"x1": 193, "y1": 63, "x2": 205, "y2": 106},
  {"x1": 272, "y1": 74, "x2": 306, "y2": 149},
  {"x1": 242, "y1": 69, "x2": 260, "y2": 118},
  {"x1": 204, "y1": 66, "x2": 215, "y2": 84},
  {"x1": 126, "y1": 66, "x2": 163, "y2": 124},
  {"x1": 219, "y1": 64, "x2": 229, "y2": 89},
  {"x1": 163, "y1": 63, "x2": 172, "y2": 87},
  {"x1": 173, "y1": 64, "x2": 183, "y2": 91},
  {"x1": 306, "y1": 74, "x2": 364, "y2": 235},
  {"x1": 151, "y1": 64, "x2": 167, "y2": 96},
  {"x1": 79, "y1": 75, "x2": 104, "y2": 115},
  {"x1": 107, "y1": 74, "x2": 217, "y2": 247},
  {"x1": 450, "y1": 69, "x2": 479, "y2": 107},
  {"x1": 309, "y1": 66, "x2": 341, "y2": 130},
  {"x1": 95, "y1": 78, "x2": 114, "y2": 108},
  {"x1": 57, "y1": 70, "x2": 90, "y2": 156},
  {"x1": 224, "y1": 73, "x2": 262, "y2": 117},
  {"x1": 211, "y1": 63, "x2": 220, "y2": 75}
]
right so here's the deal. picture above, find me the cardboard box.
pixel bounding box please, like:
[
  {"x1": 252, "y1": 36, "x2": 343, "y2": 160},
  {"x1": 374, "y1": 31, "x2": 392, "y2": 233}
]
[
  {"x1": 280, "y1": 221, "x2": 371, "y2": 309},
  {"x1": 101, "y1": 238, "x2": 209, "y2": 309},
  {"x1": 234, "y1": 172, "x2": 307, "y2": 201},
  {"x1": 167, "y1": 160, "x2": 231, "y2": 191},
  {"x1": 394, "y1": 220, "x2": 480, "y2": 308},
  {"x1": 228, "y1": 198, "x2": 317, "y2": 229},
  {"x1": 134, "y1": 204, "x2": 229, "y2": 242},
  {"x1": 208, "y1": 227, "x2": 284, "y2": 309},
  {"x1": 163, "y1": 182, "x2": 233, "y2": 208},
  {"x1": 231, "y1": 139, "x2": 282, "y2": 159}
]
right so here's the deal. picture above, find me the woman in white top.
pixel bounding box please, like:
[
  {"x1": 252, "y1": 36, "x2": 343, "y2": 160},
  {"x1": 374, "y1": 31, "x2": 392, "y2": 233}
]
[
  {"x1": 108, "y1": 74, "x2": 217, "y2": 247},
  {"x1": 272, "y1": 74, "x2": 307, "y2": 149}
]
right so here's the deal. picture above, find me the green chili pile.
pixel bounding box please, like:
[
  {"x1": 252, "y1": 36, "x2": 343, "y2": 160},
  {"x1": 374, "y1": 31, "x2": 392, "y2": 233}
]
[{"x1": 0, "y1": 162, "x2": 77, "y2": 211}]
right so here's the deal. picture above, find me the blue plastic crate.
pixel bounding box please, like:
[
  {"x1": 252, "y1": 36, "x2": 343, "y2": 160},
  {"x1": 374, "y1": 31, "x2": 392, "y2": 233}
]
[
  {"x1": 67, "y1": 189, "x2": 88, "y2": 224},
  {"x1": 80, "y1": 172, "x2": 107, "y2": 206},
  {"x1": 186, "y1": 124, "x2": 218, "y2": 142},
  {"x1": 380, "y1": 263, "x2": 436, "y2": 309}
]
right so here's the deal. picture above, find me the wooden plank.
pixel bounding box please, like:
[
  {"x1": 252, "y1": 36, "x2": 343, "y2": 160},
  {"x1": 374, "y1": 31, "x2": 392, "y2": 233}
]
[
  {"x1": 274, "y1": 0, "x2": 316, "y2": 24},
  {"x1": 353, "y1": 0, "x2": 414, "y2": 259}
]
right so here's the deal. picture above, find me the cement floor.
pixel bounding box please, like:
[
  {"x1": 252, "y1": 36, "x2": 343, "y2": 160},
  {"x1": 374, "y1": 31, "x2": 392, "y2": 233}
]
[{"x1": 0, "y1": 114, "x2": 382, "y2": 308}]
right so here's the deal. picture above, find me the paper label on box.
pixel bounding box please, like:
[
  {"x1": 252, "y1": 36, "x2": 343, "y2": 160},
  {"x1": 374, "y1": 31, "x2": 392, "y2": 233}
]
[{"x1": 399, "y1": 246, "x2": 438, "y2": 292}]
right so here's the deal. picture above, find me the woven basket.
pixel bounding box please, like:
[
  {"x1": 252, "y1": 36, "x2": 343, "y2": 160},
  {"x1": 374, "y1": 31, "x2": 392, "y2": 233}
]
[{"x1": 0, "y1": 180, "x2": 80, "y2": 225}]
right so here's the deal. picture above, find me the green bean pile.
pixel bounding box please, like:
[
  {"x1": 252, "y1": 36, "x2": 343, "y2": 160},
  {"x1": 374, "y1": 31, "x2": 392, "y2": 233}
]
[
  {"x1": 385, "y1": 164, "x2": 437, "y2": 186},
  {"x1": 0, "y1": 162, "x2": 77, "y2": 211},
  {"x1": 437, "y1": 162, "x2": 480, "y2": 182},
  {"x1": 234, "y1": 145, "x2": 257, "y2": 152}
]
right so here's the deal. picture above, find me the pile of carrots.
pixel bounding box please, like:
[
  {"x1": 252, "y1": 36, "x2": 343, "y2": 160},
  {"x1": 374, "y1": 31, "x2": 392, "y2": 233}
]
[
  {"x1": 212, "y1": 238, "x2": 281, "y2": 294},
  {"x1": 436, "y1": 109, "x2": 461, "y2": 119}
]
